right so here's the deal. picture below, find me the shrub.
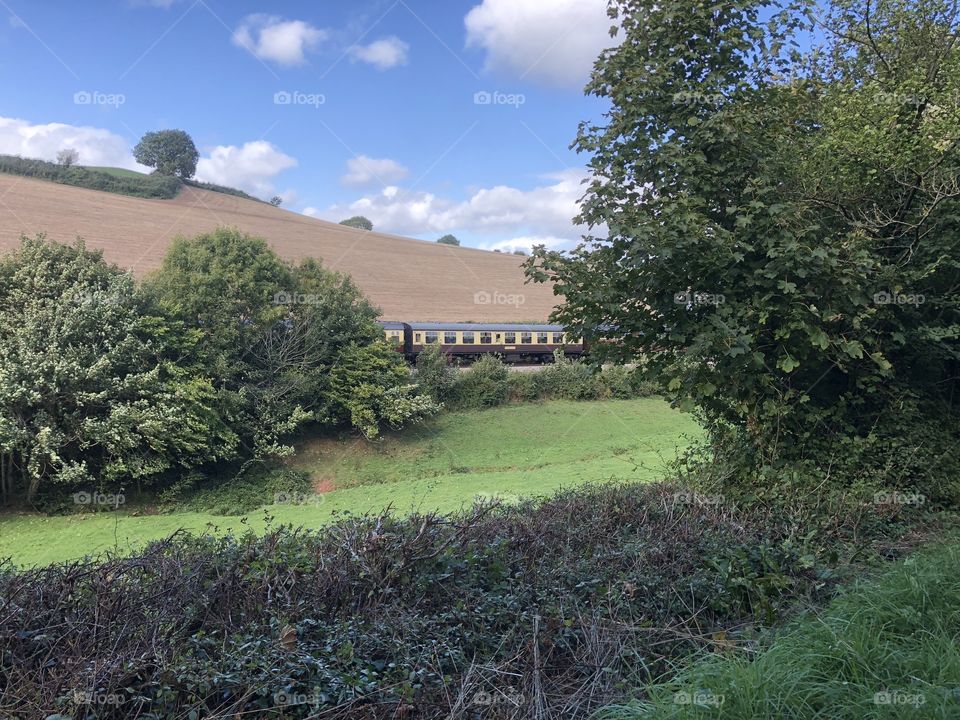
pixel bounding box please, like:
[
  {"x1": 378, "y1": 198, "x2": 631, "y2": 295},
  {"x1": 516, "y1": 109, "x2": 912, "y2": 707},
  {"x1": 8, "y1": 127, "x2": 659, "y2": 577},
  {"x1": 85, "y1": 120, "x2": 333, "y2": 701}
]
[
  {"x1": 450, "y1": 354, "x2": 510, "y2": 408},
  {"x1": 0, "y1": 482, "x2": 879, "y2": 719},
  {"x1": 601, "y1": 542, "x2": 960, "y2": 719},
  {"x1": 535, "y1": 351, "x2": 600, "y2": 400},
  {"x1": 414, "y1": 344, "x2": 457, "y2": 403},
  {"x1": 599, "y1": 365, "x2": 635, "y2": 399},
  {"x1": 508, "y1": 371, "x2": 541, "y2": 402}
]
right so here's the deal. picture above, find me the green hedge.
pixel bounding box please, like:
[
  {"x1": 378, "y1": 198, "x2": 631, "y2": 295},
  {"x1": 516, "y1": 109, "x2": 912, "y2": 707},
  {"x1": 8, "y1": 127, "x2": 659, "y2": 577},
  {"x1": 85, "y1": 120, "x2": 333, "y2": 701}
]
[
  {"x1": 444, "y1": 353, "x2": 658, "y2": 409},
  {"x1": 0, "y1": 154, "x2": 181, "y2": 199}
]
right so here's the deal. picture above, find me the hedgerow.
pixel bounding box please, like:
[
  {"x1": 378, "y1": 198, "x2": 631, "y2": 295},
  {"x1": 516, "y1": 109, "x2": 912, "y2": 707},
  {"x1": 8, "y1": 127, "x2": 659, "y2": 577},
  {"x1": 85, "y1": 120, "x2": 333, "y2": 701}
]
[
  {"x1": 0, "y1": 154, "x2": 181, "y2": 199},
  {"x1": 0, "y1": 482, "x2": 898, "y2": 720}
]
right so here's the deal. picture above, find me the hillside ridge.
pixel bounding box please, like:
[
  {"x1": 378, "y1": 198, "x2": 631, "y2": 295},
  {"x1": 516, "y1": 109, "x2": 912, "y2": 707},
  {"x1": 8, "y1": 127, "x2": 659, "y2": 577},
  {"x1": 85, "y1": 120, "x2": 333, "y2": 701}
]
[{"x1": 0, "y1": 173, "x2": 558, "y2": 322}]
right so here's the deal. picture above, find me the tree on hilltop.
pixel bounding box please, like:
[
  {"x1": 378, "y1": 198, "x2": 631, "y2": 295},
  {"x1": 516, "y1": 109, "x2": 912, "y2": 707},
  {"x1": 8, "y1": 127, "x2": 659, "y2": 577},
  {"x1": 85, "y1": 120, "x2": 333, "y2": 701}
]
[
  {"x1": 339, "y1": 216, "x2": 373, "y2": 230},
  {"x1": 134, "y1": 129, "x2": 199, "y2": 179}
]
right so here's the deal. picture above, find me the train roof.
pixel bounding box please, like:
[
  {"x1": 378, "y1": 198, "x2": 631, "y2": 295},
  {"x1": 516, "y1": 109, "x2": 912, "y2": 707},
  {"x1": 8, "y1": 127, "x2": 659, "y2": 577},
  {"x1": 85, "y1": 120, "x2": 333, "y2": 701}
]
[
  {"x1": 376, "y1": 320, "x2": 565, "y2": 332},
  {"x1": 405, "y1": 322, "x2": 564, "y2": 332}
]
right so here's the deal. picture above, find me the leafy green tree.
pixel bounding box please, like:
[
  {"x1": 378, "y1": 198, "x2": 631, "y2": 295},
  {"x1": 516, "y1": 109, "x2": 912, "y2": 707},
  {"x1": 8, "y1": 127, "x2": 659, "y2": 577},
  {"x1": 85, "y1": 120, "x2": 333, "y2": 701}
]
[
  {"x1": 527, "y1": 0, "x2": 960, "y2": 500},
  {"x1": 326, "y1": 342, "x2": 439, "y2": 438},
  {"x1": 269, "y1": 196, "x2": 283, "y2": 207},
  {"x1": 133, "y1": 129, "x2": 199, "y2": 179},
  {"x1": 437, "y1": 234, "x2": 460, "y2": 246},
  {"x1": 0, "y1": 237, "x2": 236, "y2": 503},
  {"x1": 146, "y1": 228, "x2": 424, "y2": 451},
  {"x1": 339, "y1": 215, "x2": 374, "y2": 231}
]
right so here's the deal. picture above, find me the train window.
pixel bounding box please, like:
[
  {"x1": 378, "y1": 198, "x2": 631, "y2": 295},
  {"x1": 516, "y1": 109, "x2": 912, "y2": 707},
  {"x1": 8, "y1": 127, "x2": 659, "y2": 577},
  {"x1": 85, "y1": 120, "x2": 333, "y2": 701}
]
[
  {"x1": 462, "y1": 331, "x2": 475, "y2": 343},
  {"x1": 425, "y1": 331, "x2": 438, "y2": 344},
  {"x1": 444, "y1": 331, "x2": 457, "y2": 344},
  {"x1": 389, "y1": 331, "x2": 402, "y2": 344},
  {"x1": 553, "y1": 332, "x2": 565, "y2": 344},
  {"x1": 521, "y1": 332, "x2": 532, "y2": 344},
  {"x1": 415, "y1": 333, "x2": 423, "y2": 343},
  {"x1": 504, "y1": 332, "x2": 516, "y2": 343},
  {"x1": 537, "y1": 332, "x2": 549, "y2": 343},
  {"x1": 480, "y1": 332, "x2": 492, "y2": 344}
]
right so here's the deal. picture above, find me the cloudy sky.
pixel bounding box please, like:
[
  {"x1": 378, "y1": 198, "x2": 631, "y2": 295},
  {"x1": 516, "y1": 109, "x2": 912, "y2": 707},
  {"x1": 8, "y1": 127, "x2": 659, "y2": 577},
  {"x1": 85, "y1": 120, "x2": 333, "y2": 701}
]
[{"x1": 0, "y1": 0, "x2": 617, "y2": 252}]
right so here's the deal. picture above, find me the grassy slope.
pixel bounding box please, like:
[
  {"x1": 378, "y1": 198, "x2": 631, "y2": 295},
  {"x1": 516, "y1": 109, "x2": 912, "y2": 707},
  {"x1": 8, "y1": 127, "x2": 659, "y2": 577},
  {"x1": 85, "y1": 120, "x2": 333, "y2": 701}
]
[
  {"x1": 83, "y1": 165, "x2": 147, "y2": 178},
  {"x1": 599, "y1": 540, "x2": 960, "y2": 720},
  {"x1": 0, "y1": 398, "x2": 700, "y2": 567}
]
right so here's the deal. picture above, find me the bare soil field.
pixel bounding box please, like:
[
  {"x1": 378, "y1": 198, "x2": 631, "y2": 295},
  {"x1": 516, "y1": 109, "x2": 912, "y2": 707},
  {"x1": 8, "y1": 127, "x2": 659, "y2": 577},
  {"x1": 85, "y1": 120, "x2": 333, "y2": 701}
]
[{"x1": 0, "y1": 174, "x2": 558, "y2": 321}]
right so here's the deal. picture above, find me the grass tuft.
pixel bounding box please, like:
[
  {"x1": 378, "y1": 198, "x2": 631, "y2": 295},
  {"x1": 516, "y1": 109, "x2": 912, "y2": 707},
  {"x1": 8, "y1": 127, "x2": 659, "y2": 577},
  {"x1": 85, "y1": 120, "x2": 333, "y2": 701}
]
[{"x1": 598, "y1": 541, "x2": 960, "y2": 719}]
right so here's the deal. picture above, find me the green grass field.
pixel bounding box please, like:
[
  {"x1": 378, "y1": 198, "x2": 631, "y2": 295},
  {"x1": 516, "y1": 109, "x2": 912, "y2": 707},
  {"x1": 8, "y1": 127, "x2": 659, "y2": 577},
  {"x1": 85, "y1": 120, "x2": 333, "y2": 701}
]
[
  {"x1": 82, "y1": 165, "x2": 148, "y2": 178},
  {"x1": 0, "y1": 398, "x2": 700, "y2": 568}
]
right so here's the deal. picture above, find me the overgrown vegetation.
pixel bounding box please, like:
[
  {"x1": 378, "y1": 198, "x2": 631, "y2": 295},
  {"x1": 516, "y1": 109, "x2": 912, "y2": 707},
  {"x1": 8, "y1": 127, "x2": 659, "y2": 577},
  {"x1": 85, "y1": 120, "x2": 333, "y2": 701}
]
[
  {"x1": 415, "y1": 347, "x2": 658, "y2": 409},
  {"x1": 527, "y1": 0, "x2": 960, "y2": 508},
  {"x1": 0, "y1": 154, "x2": 181, "y2": 199},
  {"x1": 599, "y1": 539, "x2": 960, "y2": 719},
  {"x1": 0, "y1": 231, "x2": 438, "y2": 506},
  {"x1": 0, "y1": 482, "x2": 910, "y2": 719},
  {"x1": 182, "y1": 177, "x2": 260, "y2": 201}
]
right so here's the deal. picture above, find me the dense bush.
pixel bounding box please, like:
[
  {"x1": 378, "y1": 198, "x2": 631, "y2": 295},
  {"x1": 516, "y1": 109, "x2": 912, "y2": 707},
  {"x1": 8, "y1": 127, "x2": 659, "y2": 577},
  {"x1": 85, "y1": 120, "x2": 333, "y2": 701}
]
[
  {"x1": 443, "y1": 354, "x2": 656, "y2": 410},
  {"x1": 182, "y1": 178, "x2": 259, "y2": 201},
  {"x1": 414, "y1": 344, "x2": 458, "y2": 403},
  {"x1": 0, "y1": 232, "x2": 437, "y2": 506},
  {"x1": 0, "y1": 482, "x2": 879, "y2": 719},
  {"x1": 0, "y1": 154, "x2": 181, "y2": 198},
  {"x1": 527, "y1": 0, "x2": 960, "y2": 506},
  {"x1": 145, "y1": 229, "x2": 437, "y2": 456},
  {"x1": 449, "y1": 354, "x2": 510, "y2": 408},
  {"x1": 534, "y1": 351, "x2": 601, "y2": 400},
  {"x1": 0, "y1": 237, "x2": 236, "y2": 504}
]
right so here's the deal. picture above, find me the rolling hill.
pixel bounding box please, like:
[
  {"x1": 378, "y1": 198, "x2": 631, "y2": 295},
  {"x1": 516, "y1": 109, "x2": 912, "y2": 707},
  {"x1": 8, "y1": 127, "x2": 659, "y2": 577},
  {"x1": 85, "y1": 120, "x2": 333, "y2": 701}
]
[{"x1": 0, "y1": 173, "x2": 559, "y2": 322}]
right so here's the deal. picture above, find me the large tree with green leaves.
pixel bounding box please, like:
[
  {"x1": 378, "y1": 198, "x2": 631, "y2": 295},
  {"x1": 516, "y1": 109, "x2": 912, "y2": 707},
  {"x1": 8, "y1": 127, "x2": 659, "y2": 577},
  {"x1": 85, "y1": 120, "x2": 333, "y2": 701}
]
[
  {"x1": 528, "y1": 0, "x2": 960, "y2": 501},
  {"x1": 133, "y1": 129, "x2": 199, "y2": 179},
  {"x1": 145, "y1": 228, "x2": 436, "y2": 455},
  {"x1": 0, "y1": 237, "x2": 236, "y2": 504}
]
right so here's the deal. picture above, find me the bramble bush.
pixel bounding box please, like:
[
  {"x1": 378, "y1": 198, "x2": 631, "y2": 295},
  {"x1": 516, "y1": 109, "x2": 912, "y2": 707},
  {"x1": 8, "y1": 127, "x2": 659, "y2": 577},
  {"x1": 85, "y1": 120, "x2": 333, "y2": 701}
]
[{"x1": 1, "y1": 481, "x2": 894, "y2": 720}]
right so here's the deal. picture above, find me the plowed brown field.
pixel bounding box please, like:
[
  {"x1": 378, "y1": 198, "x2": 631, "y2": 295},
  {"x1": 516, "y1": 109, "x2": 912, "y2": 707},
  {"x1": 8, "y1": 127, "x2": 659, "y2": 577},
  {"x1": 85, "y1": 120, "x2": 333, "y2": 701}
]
[{"x1": 0, "y1": 174, "x2": 559, "y2": 322}]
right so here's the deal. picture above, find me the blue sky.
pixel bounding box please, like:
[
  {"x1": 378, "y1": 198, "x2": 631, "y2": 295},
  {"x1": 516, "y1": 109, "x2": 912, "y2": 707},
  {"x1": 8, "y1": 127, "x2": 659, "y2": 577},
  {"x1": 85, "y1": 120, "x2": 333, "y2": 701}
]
[{"x1": 0, "y1": 0, "x2": 618, "y2": 251}]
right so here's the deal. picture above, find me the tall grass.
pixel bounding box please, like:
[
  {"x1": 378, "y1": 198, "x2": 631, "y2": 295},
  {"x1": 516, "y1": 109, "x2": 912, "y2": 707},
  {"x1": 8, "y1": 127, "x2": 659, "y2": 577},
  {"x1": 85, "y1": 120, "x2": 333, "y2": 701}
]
[{"x1": 598, "y1": 541, "x2": 960, "y2": 719}]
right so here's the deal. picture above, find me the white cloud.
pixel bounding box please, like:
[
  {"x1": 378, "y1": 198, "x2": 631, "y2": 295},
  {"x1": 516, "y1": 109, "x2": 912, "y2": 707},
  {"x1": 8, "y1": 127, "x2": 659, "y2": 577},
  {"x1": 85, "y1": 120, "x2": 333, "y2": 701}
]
[
  {"x1": 465, "y1": 0, "x2": 617, "y2": 88},
  {"x1": 302, "y1": 206, "x2": 320, "y2": 217},
  {"x1": 233, "y1": 14, "x2": 326, "y2": 66},
  {"x1": 195, "y1": 141, "x2": 297, "y2": 197},
  {"x1": 322, "y1": 168, "x2": 591, "y2": 249},
  {"x1": 0, "y1": 116, "x2": 143, "y2": 169},
  {"x1": 348, "y1": 36, "x2": 409, "y2": 70},
  {"x1": 341, "y1": 155, "x2": 409, "y2": 187},
  {"x1": 481, "y1": 235, "x2": 570, "y2": 254}
]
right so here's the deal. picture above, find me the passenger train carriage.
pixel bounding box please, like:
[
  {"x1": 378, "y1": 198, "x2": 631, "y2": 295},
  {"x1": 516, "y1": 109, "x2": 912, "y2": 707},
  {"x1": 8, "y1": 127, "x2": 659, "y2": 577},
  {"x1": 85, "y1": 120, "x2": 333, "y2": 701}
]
[{"x1": 378, "y1": 321, "x2": 584, "y2": 363}]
